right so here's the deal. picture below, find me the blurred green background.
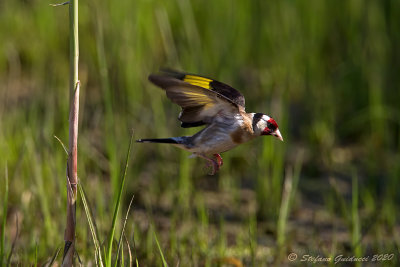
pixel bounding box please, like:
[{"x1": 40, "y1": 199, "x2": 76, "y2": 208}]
[{"x1": 1, "y1": 0, "x2": 400, "y2": 265}]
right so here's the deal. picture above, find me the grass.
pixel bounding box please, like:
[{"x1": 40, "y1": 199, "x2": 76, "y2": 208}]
[
  {"x1": 153, "y1": 228, "x2": 168, "y2": 267},
  {"x1": 1, "y1": 0, "x2": 400, "y2": 265},
  {"x1": 78, "y1": 132, "x2": 134, "y2": 266},
  {"x1": 106, "y1": 132, "x2": 133, "y2": 266}
]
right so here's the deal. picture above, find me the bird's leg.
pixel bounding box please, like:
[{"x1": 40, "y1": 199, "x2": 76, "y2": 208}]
[
  {"x1": 213, "y1": 154, "x2": 223, "y2": 167},
  {"x1": 197, "y1": 154, "x2": 219, "y2": 175}
]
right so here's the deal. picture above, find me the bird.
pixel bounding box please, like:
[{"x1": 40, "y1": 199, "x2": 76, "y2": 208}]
[{"x1": 137, "y1": 70, "x2": 283, "y2": 175}]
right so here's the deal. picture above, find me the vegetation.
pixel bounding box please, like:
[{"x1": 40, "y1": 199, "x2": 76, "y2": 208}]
[{"x1": 1, "y1": 0, "x2": 399, "y2": 265}]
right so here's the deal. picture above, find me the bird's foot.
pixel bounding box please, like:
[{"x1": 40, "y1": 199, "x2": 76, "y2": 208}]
[
  {"x1": 204, "y1": 158, "x2": 219, "y2": 175},
  {"x1": 197, "y1": 154, "x2": 219, "y2": 175},
  {"x1": 213, "y1": 154, "x2": 223, "y2": 167},
  {"x1": 196, "y1": 153, "x2": 222, "y2": 175}
]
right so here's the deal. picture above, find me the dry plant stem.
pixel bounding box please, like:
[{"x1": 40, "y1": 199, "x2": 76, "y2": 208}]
[
  {"x1": 62, "y1": 0, "x2": 79, "y2": 264},
  {"x1": 63, "y1": 81, "x2": 80, "y2": 265}
]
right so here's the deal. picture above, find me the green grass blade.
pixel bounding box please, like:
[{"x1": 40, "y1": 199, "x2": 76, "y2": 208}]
[
  {"x1": 78, "y1": 182, "x2": 104, "y2": 266},
  {"x1": 153, "y1": 228, "x2": 168, "y2": 267},
  {"x1": 107, "y1": 131, "x2": 134, "y2": 266},
  {"x1": 54, "y1": 135, "x2": 69, "y2": 156},
  {"x1": 46, "y1": 246, "x2": 61, "y2": 267},
  {"x1": 114, "y1": 195, "x2": 135, "y2": 267}
]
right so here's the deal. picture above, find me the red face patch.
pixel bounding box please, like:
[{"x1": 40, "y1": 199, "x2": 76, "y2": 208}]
[
  {"x1": 267, "y1": 118, "x2": 278, "y2": 131},
  {"x1": 262, "y1": 127, "x2": 271, "y2": 135}
]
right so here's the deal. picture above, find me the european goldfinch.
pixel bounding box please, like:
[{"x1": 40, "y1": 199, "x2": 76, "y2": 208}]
[{"x1": 137, "y1": 70, "x2": 283, "y2": 174}]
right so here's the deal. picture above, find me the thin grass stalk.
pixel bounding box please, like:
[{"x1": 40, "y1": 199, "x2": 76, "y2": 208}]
[
  {"x1": 63, "y1": 81, "x2": 80, "y2": 265},
  {"x1": 46, "y1": 247, "x2": 61, "y2": 267},
  {"x1": 78, "y1": 183, "x2": 104, "y2": 266},
  {"x1": 62, "y1": 0, "x2": 79, "y2": 265},
  {"x1": 124, "y1": 235, "x2": 133, "y2": 267},
  {"x1": 69, "y1": 0, "x2": 79, "y2": 110},
  {"x1": 153, "y1": 228, "x2": 168, "y2": 267},
  {"x1": 114, "y1": 195, "x2": 135, "y2": 267},
  {"x1": 106, "y1": 132, "x2": 134, "y2": 266}
]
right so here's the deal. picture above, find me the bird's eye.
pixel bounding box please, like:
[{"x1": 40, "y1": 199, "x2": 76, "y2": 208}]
[{"x1": 267, "y1": 121, "x2": 277, "y2": 131}]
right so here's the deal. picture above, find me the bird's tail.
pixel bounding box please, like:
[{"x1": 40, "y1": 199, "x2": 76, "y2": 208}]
[{"x1": 136, "y1": 137, "x2": 181, "y2": 144}]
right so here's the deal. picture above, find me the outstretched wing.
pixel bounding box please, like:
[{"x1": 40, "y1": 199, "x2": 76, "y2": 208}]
[
  {"x1": 160, "y1": 69, "x2": 246, "y2": 108},
  {"x1": 149, "y1": 73, "x2": 241, "y2": 128}
]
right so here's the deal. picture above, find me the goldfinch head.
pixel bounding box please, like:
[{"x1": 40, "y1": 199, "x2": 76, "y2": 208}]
[{"x1": 252, "y1": 113, "x2": 283, "y2": 141}]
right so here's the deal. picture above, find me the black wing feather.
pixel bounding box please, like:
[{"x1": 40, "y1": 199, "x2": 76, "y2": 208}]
[
  {"x1": 160, "y1": 69, "x2": 246, "y2": 108},
  {"x1": 148, "y1": 73, "x2": 239, "y2": 128}
]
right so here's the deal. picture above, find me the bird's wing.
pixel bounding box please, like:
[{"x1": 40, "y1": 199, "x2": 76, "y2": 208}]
[
  {"x1": 149, "y1": 73, "x2": 241, "y2": 127},
  {"x1": 160, "y1": 69, "x2": 246, "y2": 108}
]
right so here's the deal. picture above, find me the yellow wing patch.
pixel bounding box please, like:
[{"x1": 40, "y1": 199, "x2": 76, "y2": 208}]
[
  {"x1": 180, "y1": 91, "x2": 214, "y2": 107},
  {"x1": 183, "y1": 75, "x2": 212, "y2": 89}
]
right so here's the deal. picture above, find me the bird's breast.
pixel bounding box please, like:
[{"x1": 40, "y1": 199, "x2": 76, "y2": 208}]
[
  {"x1": 230, "y1": 113, "x2": 255, "y2": 144},
  {"x1": 188, "y1": 112, "x2": 255, "y2": 155},
  {"x1": 230, "y1": 127, "x2": 255, "y2": 144}
]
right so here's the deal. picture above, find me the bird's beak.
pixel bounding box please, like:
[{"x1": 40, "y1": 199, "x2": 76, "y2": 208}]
[{"x1": 272, "y1": 129, "x2": 284, "y2": 141}]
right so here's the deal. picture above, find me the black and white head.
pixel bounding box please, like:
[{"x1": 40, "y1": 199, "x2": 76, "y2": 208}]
[{"x1": 252, "y1": 113, "x2": 283, "y2": 141}]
